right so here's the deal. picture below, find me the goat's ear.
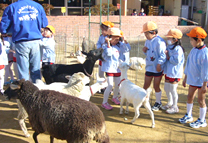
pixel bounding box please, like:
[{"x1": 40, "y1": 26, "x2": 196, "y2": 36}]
[
  {"x1": 81, "y1": 51, "x2": 88, "y2": 56},
  {"x1": 10, "y1": 84, "x2": 21, "y2": 90},
  {"x1": 65, "y1": 75, "x2": 71, "y2": 81}
]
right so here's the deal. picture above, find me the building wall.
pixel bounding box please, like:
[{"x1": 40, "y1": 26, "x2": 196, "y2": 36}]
[
  {"x1": 164, "y1": 0, "x2": 182, "y2": 16},
  {"x1": 45, "y1": 16, "x2": 179, "y2": 39}
]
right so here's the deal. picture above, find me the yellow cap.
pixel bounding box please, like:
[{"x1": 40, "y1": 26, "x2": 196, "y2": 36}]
[
  {"x1": 165, "y1": 28, "x2": 183, "y2": 39},
  {"x1": 141, "y1": 21, "x2": 158, "y2": 33},
  {"x1": 108, "y1": 28, "x2": 121, "y2": 37},
  {"x1": 120, "y1": 30, "x2": 124, "y2": 37},
  {"x1": 46, "y1": 25, "x2": 55, "y2": 34},
  {"x1": 186, "y1": 27, "x2": 207, "y2": 39},
  {"x1": 102, "y1": 21, "x2": 114, "y2": 28}
]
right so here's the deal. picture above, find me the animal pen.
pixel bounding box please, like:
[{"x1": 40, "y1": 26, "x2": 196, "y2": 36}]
[{"x1": 52, "y1": 2, "x2": 208, "y2": 105}]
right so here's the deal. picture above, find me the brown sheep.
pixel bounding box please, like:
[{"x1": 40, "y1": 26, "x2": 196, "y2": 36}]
[{"x1": 4, "y1": 79, "x2": 110, "y2": 143}]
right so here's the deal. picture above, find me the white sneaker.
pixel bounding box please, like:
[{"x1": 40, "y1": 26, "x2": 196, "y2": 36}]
[
  {"x1": 161, "y1": 104, "x2": 172, "y2": 110},
  {"x1": 190, "y1": 118, "x2": 207, "y2": 128},
  {"x1": 166, "y1": 106, "x2": 179, "y2": 114}
]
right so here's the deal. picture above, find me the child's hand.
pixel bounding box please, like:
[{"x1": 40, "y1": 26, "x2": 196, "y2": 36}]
[
  {"x1": 201, "y1": 82, "x2": 207, "y2": 94},
  {"x1": 201, "y1": 85, "x2": 207, "y2": 94},
  {"x1": 165, "y1": 50, "x2": 169, "y2": 59},
  {"x1": 105, "y1": 37, "x2": 111, "y2": 43},
  {"x1": 182, "y1": 79, "x2": 186, "y2": 87},
  {"x1": 142, "y1": 46, "x2": 148, "y2": 53},
  {"x1": 156, "y1": 64, "x2": 161, "y2": 72},
  {"x1": 9, "y1": 50, "x2": 15, "y2": 53}
]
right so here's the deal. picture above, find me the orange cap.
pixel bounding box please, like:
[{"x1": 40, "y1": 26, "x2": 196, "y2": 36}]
[
  {"x1": 46, "y1": 25, "x2": 55, "y2": 34},
  {"x1": 102, "y1": 21, "x2": 114, "y2": 28},
  {"x1": 120, "y1": 30, "x2": 124, "y2": 37},
  {"x1": 108, "y1": 28, "x2": 121, "y2": 37},
  {"x1": 141, "y1": 21, "x2": 158, "y2": 33},
  {"x1": 165, "y1": 28, "x2": 183, "y2": 39},
  {"x1": 186, "y1": 27, "x2": 207, "y2": 39}
]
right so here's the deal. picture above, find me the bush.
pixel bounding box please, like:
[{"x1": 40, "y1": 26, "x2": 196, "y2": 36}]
[
  {"x1": 84, "y1": 3, "x2": 117, "y2": 15},
  {"x1": 0, "y1": 3, "x2": 8, "y2": 17},
  {"x1": 42, "y1": 3, "x2": 54, "y2": 16}
]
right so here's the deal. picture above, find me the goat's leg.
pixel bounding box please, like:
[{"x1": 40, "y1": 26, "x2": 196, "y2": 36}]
[
  {"x1": 50, "y1": 136, "x2": 54, "y2": 143},
  {"x1": 143, "y1": 100, "x2": 155, "y2": 128},
  {"x1": 131, "y1": 102, "x2": 143, "y2": 124},
  {"x1": 33, "y1": 132, "x2": 39, "y2": 143},
  {"x1": 125, "y1": 101, "x2": 129, "y2": 114},
  {"x1": 17, "y1": 99, "x2": 30, "y2": 137},
  {"x1": 119, "y1": 97, "x2": 125, "y2": 114},
  {"x1": 19, "y1": 119, "x2": 30, "y2": 137}
]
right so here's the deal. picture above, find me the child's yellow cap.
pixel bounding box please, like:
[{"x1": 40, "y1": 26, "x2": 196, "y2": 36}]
[
  {"x1": 108, "y1": 28, "x2": 121, "y2": 37},
  {"x1": 141, "y1": 21, "x2": 157, "y2": 33},
  {"x1": 165, "y1": 28, "x2": 183, "y2": 39},
  {"x1": 186, "y1": 27, "x2": 207, "y2": 39},
  {"x1": 46, "y1": 25, "x2": 55, "y2": 34},
  {"x1": 102, "y1": 21, "x2": 114, "y2": 28}
]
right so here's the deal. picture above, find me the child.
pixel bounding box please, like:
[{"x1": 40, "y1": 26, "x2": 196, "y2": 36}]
[
  {"x1": 101, "y1": 28, "x2": 131, "y2": 110},
  {"x1": 40, "y1": 25, "x2": 56, "y2": 67},
  {"x1": 0, "y1": 34, "x2": 14, "y2": 94},
  {"x1": 142, "y1": 21, "x2": 166, "y2": 111},
  {"x1": 179, "y1": 27, "x2": 208, "y2": 128},
  {"x1": 96, "y1": 21, "x2": 114, "y2": 78},
  {"x1": 131, "y1": 9, "x2": 137, "y2": 16},
  {"x1": 4, "y1": 34, "x2": 15, "y2": 85},
  {"x1": 139, "y1": 8, "x2": 146, "y2": 16},
  {"x1": 162, "y1": 28, "x2": 185, "y2": 114}
]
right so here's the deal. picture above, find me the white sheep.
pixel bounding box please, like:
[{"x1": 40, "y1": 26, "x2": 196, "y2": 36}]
[
  {"x1": 118, "y1": 61, "x2": 155, "y2": 128},
  {"x1": 129, "y1": 57, "x2": 146, "y2": 70},
  {"x1": 16, "y1": 72, "x2": 107, "y2": 138}
]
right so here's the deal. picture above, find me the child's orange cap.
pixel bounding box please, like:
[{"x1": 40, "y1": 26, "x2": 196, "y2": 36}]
[
  {"x1": 141, "y1": 21, "x2": 157, "y2": 33},
  {"x1": 120, "y1": 30, "x2": 124, "y2": 37},
  {"x1": 186, "y1": 27, "x2": 207, "y2": 39},
  {"x1": 102, "y1": 21, "x2": 114, "y2": 28},
  {"x1": 165, "y1": 28, "x2": 183, "y2": 39},
  {"x1": 46, "y1": 25, "x2": 55, "y2": 34}
]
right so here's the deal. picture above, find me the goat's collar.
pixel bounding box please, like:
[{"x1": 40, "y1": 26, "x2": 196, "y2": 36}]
[
  {"x1": 83, "y1": 67, "x2": 92, "y2": 77},
  {"x1": 118, "y1": 79, "x2": 126, "y2": 86},
  {"x1": 89, "y1": 86, "x2": 93, "y2": 96}
]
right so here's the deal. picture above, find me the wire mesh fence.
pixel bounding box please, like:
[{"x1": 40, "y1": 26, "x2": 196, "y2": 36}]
[{"x1": 53, "y1": 24, "x2": 208, "y2": 105}]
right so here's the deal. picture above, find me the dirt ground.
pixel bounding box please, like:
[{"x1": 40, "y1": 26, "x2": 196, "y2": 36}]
[{"x1": 0, "y1": 88, "x2": 208, "y2": 143}]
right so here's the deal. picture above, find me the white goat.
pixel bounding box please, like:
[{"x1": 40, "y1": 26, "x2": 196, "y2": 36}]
[
  {"x1": 129, "y1": 57, "x2": 146, "y2": 70},
  {"x1": 118, "y1": 61, "x2": 155, "y2": 128},
  {"x1": 16, "y1": 72, "x2": 107, "y2": 137}
]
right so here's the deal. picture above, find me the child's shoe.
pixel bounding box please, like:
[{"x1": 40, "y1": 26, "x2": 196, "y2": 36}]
[
  {"x1": 179, "y1": 113, "x2": 193, "y2": 124},
  {"x1": 112, "y1": 97, "x2": 120, "y2": 105},
  {"x1": 161, "y1": 104, "x2": 171, "y2": 110},
  {"x1": 102, "y1": 102, "x2": 113, "y2": 110},
  {"x1": 189, "y1": 118, "x2": 207, "y2": 128},
  {"x1": 152, "y1": 102, "x2": 162, "y2": 111},
  {"x1": 166, "y1": 106, "x2": 179, "y2": 114}
]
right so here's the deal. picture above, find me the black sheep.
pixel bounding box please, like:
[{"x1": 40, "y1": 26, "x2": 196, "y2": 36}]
[
  {"x1": 41, "y1": 48, "x2": 104, "y2": 84},
  {"x1": 4, "y1": 79, "x2": 110, "y2": 143}
]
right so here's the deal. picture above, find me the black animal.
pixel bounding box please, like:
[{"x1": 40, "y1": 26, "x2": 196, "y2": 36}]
[
  {"x1": 4, "y1": 79, "x2": 110, "y2": 143},
  {"x1": 41, "y1": 48, "x2": 103, "y2": 84}
]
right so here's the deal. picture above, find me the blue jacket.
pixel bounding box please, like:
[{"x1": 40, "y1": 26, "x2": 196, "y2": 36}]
[
  {"x1": 0, "y1": 40, "x2": 10, "y2": 65},
  {"x1": 96, "y1": 35, "x2": 108, "y2": 49},
  {"x1": 164, "y1": 45, "x2": 184, "y2": 78},
  {"x1": 40, "y1": 37, "x2": 56, "y2": 63},
  {"x1": 101, "y1": 42, "x2": 131, "y2": 73},
  {"x1": 144, "y1": 36, "x2": 166, "y2": 73},
  {"x1": 0, "y1": 0, "x2": 48, "y2": 43},
  {"x1": 184, "y1": 45, "x2": 208, "y2": 86}
]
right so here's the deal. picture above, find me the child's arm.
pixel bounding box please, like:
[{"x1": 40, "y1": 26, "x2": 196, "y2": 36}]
[
  {"x1": 40, "y1": 38, "x2": 55, "y2": 49},
  {"x1": 168, "y1": 47, "x2": 183, "y2": 65},
  {"x1": 200, "y1": 53, "x2": 208, "y2": 89},
  {"x1": 183, "y1": 75, "x2": 187, "y2": 87},
  {"x1": 96, "y1": 36, "x2": 103, "y2": 49}
]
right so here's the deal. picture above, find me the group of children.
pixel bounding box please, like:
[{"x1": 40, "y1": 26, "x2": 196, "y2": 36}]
[
  {"x1": 97, "y1": 20, "x2": 208, "y2": 129},
  {"x1": 0, "y1": 25, "x2": 56, "y2": 94}
]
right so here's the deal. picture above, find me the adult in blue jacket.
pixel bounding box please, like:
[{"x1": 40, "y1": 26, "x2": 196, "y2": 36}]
[{"x1": 0, "y1": 0, "x2": 48, "y2": 83}]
